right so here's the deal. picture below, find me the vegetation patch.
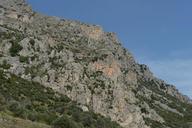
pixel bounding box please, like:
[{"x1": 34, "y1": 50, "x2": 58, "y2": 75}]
[
  {"x1": 29, "y1": 38, "x2": 35, "y2": 46},
  {"x1": 0, "y1": 60, "x2": 11, "y2": 69},
  {"x1": 0, "y1": 26, "x2": 25, "y2": 57},
  {"x1": 9, "y1": 40, "x2": 23, "y2": 57},
  {"x1": 19, "y1": 56, "x2": 29, "y2": 64}
]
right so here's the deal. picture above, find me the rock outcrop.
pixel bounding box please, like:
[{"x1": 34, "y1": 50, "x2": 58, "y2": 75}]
[{"x1": 0, "y1": 0, "x2": 192, "y2": 128}]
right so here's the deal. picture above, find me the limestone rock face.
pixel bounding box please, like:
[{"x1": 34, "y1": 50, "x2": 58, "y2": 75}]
[{"x1": 0, "y1": 0, "x2": 192, "y2": 128}]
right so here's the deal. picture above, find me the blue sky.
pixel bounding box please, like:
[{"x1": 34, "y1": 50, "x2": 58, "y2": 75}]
[{"x1": 27, "y1": 0, "x2": 192, "y2": 98}]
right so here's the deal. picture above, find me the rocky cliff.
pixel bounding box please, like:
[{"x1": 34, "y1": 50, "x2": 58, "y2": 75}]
[{"x1": 0, "y1": 0, "x2": 192, "y2": 128}]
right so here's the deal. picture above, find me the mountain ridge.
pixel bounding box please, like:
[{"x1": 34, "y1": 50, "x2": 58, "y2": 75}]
[{"x1": 0, "y1": 0, "x2": 192, "y2": 128}]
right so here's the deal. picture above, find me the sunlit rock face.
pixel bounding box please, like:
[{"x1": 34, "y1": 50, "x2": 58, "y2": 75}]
[{"x1": 0, "y1": 0, "x2": 192, "y2": 128}]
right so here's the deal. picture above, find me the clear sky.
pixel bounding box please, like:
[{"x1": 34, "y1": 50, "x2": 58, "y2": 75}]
[{"x1": 27, "y1": 0, "x2": 192, "y2": 98}]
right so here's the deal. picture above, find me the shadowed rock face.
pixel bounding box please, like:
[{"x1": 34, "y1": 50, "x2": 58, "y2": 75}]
[{"x1": 0, "y1": 0, "x2": 192, "y2": 128}]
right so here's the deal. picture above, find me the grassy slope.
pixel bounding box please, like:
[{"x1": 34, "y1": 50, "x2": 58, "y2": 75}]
[{"x1": 0, "y1": 112, "x2": 50, "y2": 128}]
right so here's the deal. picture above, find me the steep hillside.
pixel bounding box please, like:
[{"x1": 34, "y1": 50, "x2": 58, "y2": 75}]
[
  {"x1": 0, "y1": 0, "x2": 192, "y2": 128},
  {"x1": 0, "y1": 69, "x2": 122, "y2": 128}
]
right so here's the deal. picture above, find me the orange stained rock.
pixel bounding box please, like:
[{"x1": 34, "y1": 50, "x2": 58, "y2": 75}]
[
  {"x1": 93, "y1": 61, "x2": 120, "y2": 77},
  {"x1": 80, "y1": 25, "x2": 103, "y2": 40}
]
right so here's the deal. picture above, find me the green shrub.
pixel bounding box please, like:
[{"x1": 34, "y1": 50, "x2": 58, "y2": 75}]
[
  {"x1": 9, "y1": 41, "x2": 23, "y2": 57},
  {"x1": 52, "y1": 115, "x2": 80, "y2": 128},
  {"x1": 0, "y1": 60, "x2": 11, "y2": 69},
  {"x1": 29, "y1": 39, "x2": 35, "y2": 46},
  {"x1": 19, "y1": 56, "x2": 29, "y2": 63}
]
